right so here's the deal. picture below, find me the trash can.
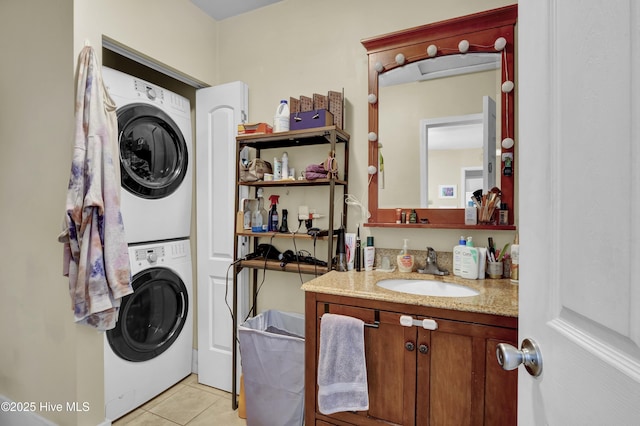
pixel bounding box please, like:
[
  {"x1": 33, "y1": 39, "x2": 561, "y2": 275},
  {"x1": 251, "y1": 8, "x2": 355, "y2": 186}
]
[{"x1": 238, "y1": 310, "x2": 305, "y2": 426}]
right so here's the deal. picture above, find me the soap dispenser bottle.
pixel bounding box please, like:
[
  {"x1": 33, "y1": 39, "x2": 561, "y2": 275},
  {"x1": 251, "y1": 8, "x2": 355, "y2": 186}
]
[
  {"x1": 397, "y1": 239, "x2": 414, "y2": 273},
  {"x1": 460, "y1": 237, "x2": 479, "y2": 279},
  {"x1": 453, "y1": 236, "x2": 467, "y2": 276}
]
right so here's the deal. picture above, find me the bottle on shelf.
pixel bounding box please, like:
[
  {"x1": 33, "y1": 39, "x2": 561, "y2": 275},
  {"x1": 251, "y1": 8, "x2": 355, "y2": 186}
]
[
  {"x1": 281, "y1": 152, "x2": 289, "y2": 180},
  {"x1": 274, "y1": 100, "x2": 290, "y2": 132},
  {"x1": 268, "y1": 194, "x2": 280, "y2": 232},
  {"x1": 279, "y1": 209, "x2": 289, "y2": 233},
  {"x1": 252, "y1": 189, "x2": 268, "y2": 232}
]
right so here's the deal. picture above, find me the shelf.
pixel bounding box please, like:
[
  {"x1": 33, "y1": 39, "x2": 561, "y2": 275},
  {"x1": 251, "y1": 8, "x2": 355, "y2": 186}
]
[
  {"x1": 237, "y1": 125, "x2": 350, "y2": 148},
  {"x1": 236, "y1": 230, "x2": 336, "y2": 240},
  {"x1": 365, "y1": 222, "x2": 517, "y2": 230},
  {"x1": 238, "y1": 259, "x2": 329, "y2": 275},
  {"x1": 238, "y1": 178, "x2": 347, "y2": 187}
]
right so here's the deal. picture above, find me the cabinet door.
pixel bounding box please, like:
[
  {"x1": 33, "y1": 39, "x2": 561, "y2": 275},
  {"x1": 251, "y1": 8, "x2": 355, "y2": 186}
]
[
  {"x1": 416, "y1": 318, "x2": 517, "y2": 426},
  {"x1": 320, "y1": 303, "x2": 417, "y2": 426}
]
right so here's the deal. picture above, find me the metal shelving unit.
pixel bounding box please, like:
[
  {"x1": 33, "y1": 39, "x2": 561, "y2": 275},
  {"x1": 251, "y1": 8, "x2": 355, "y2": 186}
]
[{"x1": 230, "y1": 125, "x2": 349, "y2": 408}]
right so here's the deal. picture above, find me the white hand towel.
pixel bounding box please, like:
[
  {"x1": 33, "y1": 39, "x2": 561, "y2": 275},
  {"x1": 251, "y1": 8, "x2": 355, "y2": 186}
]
[{"x1": 317, "y1": 313, "x2": 369, "y2": 415}]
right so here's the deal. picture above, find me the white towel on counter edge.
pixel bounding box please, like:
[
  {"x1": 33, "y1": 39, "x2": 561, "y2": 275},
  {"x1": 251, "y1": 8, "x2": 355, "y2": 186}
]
[{"x1": 317, "y1": 313, "x2": 369, "y2": 415}]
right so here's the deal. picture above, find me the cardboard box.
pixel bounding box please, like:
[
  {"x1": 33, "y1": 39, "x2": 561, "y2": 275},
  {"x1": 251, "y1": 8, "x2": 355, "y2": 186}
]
[
  {"x1": 238, "y1": 122, "x2": 273, "y2": 135},
  {"x1": 289, "y1": 110, "x2": 334, "y2": 131}
]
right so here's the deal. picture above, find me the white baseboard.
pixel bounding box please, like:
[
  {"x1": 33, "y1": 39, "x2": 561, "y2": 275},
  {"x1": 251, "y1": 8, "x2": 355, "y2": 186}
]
[{"x1": 191, "y1": 348, "x2": 198, "y2": 374}]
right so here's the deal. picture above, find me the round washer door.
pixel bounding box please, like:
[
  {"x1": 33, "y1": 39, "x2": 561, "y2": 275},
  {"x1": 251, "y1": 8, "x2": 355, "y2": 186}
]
[
  {"x1": 117, "y1": 103, "x2": 188, "y2": 199},
  {"x1": 107, "y1": 267, "x2": 188, "y2": 362}
]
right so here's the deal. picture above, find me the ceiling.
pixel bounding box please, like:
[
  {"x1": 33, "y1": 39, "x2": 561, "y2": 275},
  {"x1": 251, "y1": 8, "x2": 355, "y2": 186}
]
[{"x1": 191, "y1": 0, "x2": 282, "y2": 21}]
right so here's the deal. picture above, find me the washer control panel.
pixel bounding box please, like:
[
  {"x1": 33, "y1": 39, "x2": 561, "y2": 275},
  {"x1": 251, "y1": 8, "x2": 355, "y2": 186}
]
[{"x1": 135, "y1": 246, "x2": 165, "y2": 264}]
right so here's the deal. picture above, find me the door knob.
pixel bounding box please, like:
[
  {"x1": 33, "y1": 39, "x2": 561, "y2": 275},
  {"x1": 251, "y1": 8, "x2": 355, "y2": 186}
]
[
  {"x1": 405, "y1": 341, "x2": 415, "y2": 351},
  {"x1": 496, "y1": 338, "x2": 543, "y2": 377}
]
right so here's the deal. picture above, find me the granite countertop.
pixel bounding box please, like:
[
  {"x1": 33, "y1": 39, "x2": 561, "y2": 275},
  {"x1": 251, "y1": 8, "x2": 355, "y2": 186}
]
[{"x1": 301, "y1": 269, "x2": 519, "y2": 317}]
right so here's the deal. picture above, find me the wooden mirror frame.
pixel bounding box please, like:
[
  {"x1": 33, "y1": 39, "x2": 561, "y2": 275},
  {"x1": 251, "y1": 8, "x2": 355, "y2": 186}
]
[{"x1": 362, "y1": 5, "x2": 517, "y2": 229}]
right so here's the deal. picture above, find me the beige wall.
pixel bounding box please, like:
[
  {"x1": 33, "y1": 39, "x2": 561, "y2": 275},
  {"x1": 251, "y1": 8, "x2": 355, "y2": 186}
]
[
  {"x1": 0, "y1": 0, "x2": 516, "y2": 424},
  {"x1": 217, "y1": 0, "x2": 516, "y2": 313}
]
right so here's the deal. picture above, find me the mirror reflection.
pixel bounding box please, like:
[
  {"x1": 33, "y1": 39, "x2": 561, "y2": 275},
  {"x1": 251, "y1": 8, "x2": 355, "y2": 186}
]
[{"x1": 378, "y1": 54, "x2": 501, "y2": 209}]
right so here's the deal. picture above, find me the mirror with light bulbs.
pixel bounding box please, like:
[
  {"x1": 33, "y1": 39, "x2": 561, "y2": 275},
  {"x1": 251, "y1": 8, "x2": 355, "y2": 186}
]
[{"x1": 361, "y1": 5, "x2": 517, "y2": 228}]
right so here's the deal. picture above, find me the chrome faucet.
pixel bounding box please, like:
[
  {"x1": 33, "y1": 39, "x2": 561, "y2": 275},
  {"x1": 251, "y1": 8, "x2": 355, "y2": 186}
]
[{"x1": 418, "y1": 247, "x2": 449, "y2": 276}]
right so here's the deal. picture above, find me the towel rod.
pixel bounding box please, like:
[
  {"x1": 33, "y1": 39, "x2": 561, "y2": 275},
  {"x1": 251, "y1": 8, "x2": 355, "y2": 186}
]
[{"x1": 321, "y1": 303, "x2": 380, "y2": 328}]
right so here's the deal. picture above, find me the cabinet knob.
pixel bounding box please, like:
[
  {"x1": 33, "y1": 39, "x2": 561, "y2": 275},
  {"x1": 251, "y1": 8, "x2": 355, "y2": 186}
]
[
  {"x1": 405, "y1": 341, "x2": 415, "y2": 351},
  {"x1": 418, "y1": 344, "x2": 429, "y2": 354}
]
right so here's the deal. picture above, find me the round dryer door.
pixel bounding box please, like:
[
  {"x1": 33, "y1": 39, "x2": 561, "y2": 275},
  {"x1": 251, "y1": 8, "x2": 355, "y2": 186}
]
[
  {"x1": 107, "y1": 267, "x2": 189, "y2": 362},
  {"x1": 117, "y1": 103, "x2": 188, "y2": 199}
]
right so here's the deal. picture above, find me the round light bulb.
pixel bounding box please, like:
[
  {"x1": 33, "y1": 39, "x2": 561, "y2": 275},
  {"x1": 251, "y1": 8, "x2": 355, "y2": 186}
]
[
  {"x1": 367, "y1": 165, "x2": 377, "y2": 175},
  {"x1": 427, "y1": 44, "x2": 438, "y2": 57},
  {"x1": 367, "y1": 93, "x2": 377, "y2": 104},
  {"x1": 374, "y1": 61, "x2": 384, "y2": 73},
  {"x1": 395, "y1": 53, "x2": 406, "y2": 65},
  {"x1": 368, "y1": 132, "x2": 378, "y2": 142},
  {"x1": 501, "y1": 137, "x2": 514, "y2": 149},
  {"x1": 494, "y1": 37, "x2": 507, "y2": 51},
  {"x1": 458, "y1": 40, "x2": 469, "y2": 53},
  {"x1": 502, "y1": 80, "x2": 515, "y2": 93}
]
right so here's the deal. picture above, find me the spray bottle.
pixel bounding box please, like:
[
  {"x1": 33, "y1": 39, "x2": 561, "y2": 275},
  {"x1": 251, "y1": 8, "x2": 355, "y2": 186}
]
[{"x1": 268, "y1": 195, "x2": 280, "y2": 232}]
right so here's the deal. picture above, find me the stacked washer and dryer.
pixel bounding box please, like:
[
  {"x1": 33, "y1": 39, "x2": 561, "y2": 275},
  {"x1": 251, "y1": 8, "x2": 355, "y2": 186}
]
[{"x1": 102, "y1": 67, "x2": 194, "y2": 421}]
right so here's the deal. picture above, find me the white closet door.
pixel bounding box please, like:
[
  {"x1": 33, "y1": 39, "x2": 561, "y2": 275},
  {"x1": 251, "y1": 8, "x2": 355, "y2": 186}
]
[{"x1": 196, "y1": 81, "x2": 248, "y2": 392}]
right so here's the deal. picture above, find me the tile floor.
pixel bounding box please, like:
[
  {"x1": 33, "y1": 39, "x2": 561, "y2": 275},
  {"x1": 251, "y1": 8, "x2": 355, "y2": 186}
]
[{"x1": 112, "y1": 374, "x2": 246, "y2": 425}]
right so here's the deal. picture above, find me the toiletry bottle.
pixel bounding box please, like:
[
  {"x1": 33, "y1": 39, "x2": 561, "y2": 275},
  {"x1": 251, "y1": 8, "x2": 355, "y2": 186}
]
[
  {"x1": 453, "y1": 236, "x2": 467, "y2": 276},
  {"x1": 279, "y1": 209, "x2": 289, "y2": 233},
  {"x1": 252, "y1": 200, "x2": 264, "y2": 233},
  {"x1": 510, "y1": 233, "x2": 519, "y2": 283},
  {"x1": 477, "y1": 246, "x2": 487, "y2": 279},
  {"x1": 281, "y1": 152, "x2": 289, "y2": 180},
  {"x1": 465, "y1": 201, "x2": 477, "y2": 225},
  {"x1": 355, "y1": 226, "x2": 362, "y2": 271},
  {"x1": 252, "y1": 189, "x2": 267, "y2": 232},
  {"x1": 460, "y1": 237, "x2": 479, "y2": 279},
  {"x1": 397, "y1": 239, "x2": 414, "y2": 273},
  {"x1": 273, "y1": 157, "x2": 282, "y2": 180},
  {"x1": 499, "y1": 203, "x2": 509, "y2": 225},
  {"x1": 395, "y1": 208, "x2": 402, "y2": 224},
  {"x1": 258, "y1": 190, "x2": 268, "y2": 232},
  {"x1": 409, "y1": 209, "x2": 417, "y2": 223},
  {"x1": 243, "y1": 199, "x2": 253, "y2": 230},
  {"x1": 364, "y1": 236, "x2": 375, "y2": 271},
  {"x1": 345, "y1": 232, "x2": 356, "y2": 271},
  {"x1": 274, "y1": 99, "x2": 290, "y2": 132},
  {"x1": 268, "y1": 195, "x2": 279, "y2": 232},
  {"x1": 336, "y1": 227, "x2": 347, "y2": 271}
]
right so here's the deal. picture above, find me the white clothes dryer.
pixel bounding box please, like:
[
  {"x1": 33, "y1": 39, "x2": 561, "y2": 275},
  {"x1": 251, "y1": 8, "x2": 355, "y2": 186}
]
[
  {"x1": 104, "y1": 239, "x2": 193, "y2": 421},
  {"x1": 102, "y1": 67, "x2": 192, "y2": 244}
]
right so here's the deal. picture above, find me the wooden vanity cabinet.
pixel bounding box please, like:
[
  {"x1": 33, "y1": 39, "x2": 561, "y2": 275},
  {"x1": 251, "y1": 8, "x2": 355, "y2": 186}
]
[{"x1": 305, "y1": 292, "x2": 518, "y2": 426}]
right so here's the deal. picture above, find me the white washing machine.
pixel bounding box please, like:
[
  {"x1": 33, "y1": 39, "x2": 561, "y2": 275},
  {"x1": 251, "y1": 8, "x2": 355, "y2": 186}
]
[
  {"x1": 102, "y1": 67, "x2": 192, "y2": 244},
  {"x1": 104, "y1": 239, "x2": 193, "y2": 421}
]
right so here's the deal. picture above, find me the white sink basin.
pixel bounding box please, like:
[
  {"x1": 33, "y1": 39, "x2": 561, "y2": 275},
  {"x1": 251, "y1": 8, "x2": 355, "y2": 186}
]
[{"x1": 376, "y1": 279, "x2": 479, "y2": 298}]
